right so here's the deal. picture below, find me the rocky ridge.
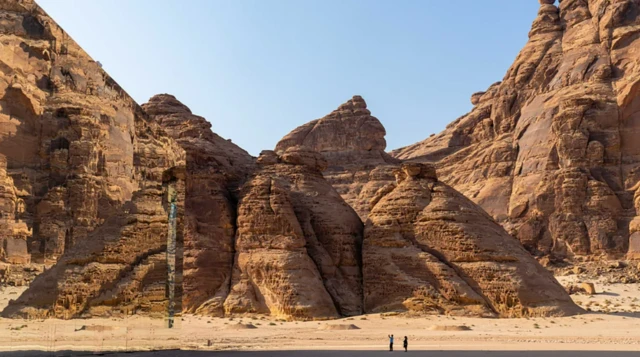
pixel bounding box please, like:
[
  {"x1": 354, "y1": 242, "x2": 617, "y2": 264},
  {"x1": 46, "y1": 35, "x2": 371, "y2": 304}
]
[
  {"x1": 143, "y1": 97, "x2": 581, "y2": 319},
  {"x1": 392, "y1": 0, "x2": 640, "y2": 260},
  {"x1": 276, "y1": 96, "x2": 400, "y2": 220},
  {"x1": 0, "y1": 0, "x2": 583, "y2": 320}
]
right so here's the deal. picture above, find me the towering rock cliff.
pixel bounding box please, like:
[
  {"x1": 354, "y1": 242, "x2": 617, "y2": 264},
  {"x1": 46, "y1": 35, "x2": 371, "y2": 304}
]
[
  {"x1": 0, "y1": 0, "x2": 186, "y2": 318},
  {"x1": 276, "y1": 96, "x2": 400, "y2": 219},
  {"x1": 364, "y1": 163, "x2": 581, "y2": 317},
  {"x1": 142, "y1": 94, "x2": 254, "y2": 315},
  {"x1": 392, "y1": 0, "x2": 640, "y2": 259},
  {"x1": 1, "y1": 0, "x2": 582, "y2": 320},
  {"x1": 0, "y1": 0, "x2": 187, "y2": 262}
]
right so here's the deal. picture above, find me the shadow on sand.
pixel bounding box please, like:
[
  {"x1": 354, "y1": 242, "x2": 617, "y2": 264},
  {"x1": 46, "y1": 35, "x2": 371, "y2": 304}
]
[
  {"x1": 604, "y1": 311, "x2": 640, "y2": 319},
  {"x1": 0, "y1": 351, "x2": 638, "y2": 357}
]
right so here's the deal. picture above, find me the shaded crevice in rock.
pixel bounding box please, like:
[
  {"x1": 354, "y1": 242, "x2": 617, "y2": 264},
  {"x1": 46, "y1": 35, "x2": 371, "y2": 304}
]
[
  {"x1": 294, "y1": 208, "x2": 344, "y2": 315},
  {"x1": 142, "y1": 94, "x2": 254, "y2": 315}
]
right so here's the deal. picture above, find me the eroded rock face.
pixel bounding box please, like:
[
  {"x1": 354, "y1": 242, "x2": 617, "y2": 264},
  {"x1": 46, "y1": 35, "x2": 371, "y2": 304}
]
[
  {"x1": 0, "y1": 0, "x2": 187, "y2": 319},
  {"x1": 276, "y1": 96, "x2": 400, "y2": 219},
  {"x1": 142, "y1": 94, "x2": 254, "y2": 183},
  {"x1": 0, "y1": 0, "x2": 167, "y2": 262},
  {"x1": 0, "y1": 0, "x2": 584, "y2": 321},
  {"x1": 628, "y1": 184, "x2": 640, "y2": 258},
  {"x1": 364, "y1": 163, "x2": 582, "y2": 317},
  {"x1": 2, "y1": 128, "x2": 186, "y2": 319},
  {"x1": 223, "y1": 147, "x2": 363, "y2": 319},
  {"x1": 0, "y1": 154, "x2": 31, "y2": 264},
  {"x1": 392, "y1": 0, "x2": 640, "y2": 259},
  {"x1": 142, "y1": 94, "x2": 255, "y2": 315}
]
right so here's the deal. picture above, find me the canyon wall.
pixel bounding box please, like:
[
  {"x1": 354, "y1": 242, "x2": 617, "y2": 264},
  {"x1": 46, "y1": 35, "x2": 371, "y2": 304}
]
[{"x1": 393, "y1": 0, "x2": 640, "y2": 260}]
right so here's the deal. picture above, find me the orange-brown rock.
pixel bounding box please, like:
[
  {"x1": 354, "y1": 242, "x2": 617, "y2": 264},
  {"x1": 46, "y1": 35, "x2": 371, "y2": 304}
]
[
  {"x1": 0, "y1": 0, "x2": 586, "y2": 321},
  {"x1": 276, "y1": 96, "x2": 399, "y2": 219},
  {"x1": 629, "y1": 183, "x2": 640, "y2": 258},
  {"x1": 223, "y1": 148, "x2": 363, "y2": 319},
  {"x1": 142, "y1": 94, "x2": 254, "y2": 185},
  {"x1": 392, "y1": 1, "x2": 640, "y2": 259},
  {"x1": 143, "y1": 94, "x2": 254, "y2": 315},
  {"x1": 363, "y1": 163, "x2": 582, "y2": 317},
  {"x1": 0, "y1": 154, "x2": 31, "y2": 264},
  {"x1": 2, "y1": 127, "x2": 186, "y2": 319},
  {"x1": 0, "y1": 0, "x2": 187, "y2": 319},
  {"x1": 0, "y1": 0, "x2": 173, "y2": 262},
  {"x1": 581, "y1": 282, "x2": 596, "y2": 295}
]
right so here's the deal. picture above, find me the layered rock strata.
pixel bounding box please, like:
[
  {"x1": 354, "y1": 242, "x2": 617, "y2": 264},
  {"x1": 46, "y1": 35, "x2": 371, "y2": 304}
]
[
  {"x1": 223, "y1": 148, "x2": 363, "y2": 319},
  {"x1": 0, "y1": 0, "x2": 181, "y2": 262},
  {"x1": 392, "y1": 0, "x2": 640, "y2": 259},
  {"x1": 364, "y1": 163, "x2": 582, "y2": 317},
  {"x1": 276, "y1": 96, "x2": 399, "y2": 219},
  {"x1": 0, "y1": 0, "x2": 585, "y2": 321},
  {"x1": 0, "y1": 154, "x2": 31, "y2": 264},
  {"x1": 143, "y1": 94, "x2": 254, "y2": 315},
  {"x1": 0, "y1": 0, "x2": 187, "y2": 319}
]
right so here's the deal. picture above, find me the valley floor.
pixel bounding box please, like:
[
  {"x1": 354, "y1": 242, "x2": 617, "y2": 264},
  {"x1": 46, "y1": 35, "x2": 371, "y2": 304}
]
[{"x1": 0, "y1": 276, "x2": 639, "y2": 353}]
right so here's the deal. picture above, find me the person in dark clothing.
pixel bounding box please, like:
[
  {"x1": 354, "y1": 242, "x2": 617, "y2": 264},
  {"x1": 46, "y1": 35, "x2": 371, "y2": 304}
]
[
  {"x1": 403, "y1": 336, "x2": 408, "y2": 352},
  {"x1": 388, "y1": 334, "x2": 394, "y2": 351}
]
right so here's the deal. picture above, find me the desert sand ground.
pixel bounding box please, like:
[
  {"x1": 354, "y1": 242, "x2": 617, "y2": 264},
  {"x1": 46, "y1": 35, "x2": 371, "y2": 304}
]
[
  {"x1": 0, "y1": 275, "x2": 639, "y2": 354},
  {"x1": 2, "y1": 351, "x2": 640, "y2": 357}
]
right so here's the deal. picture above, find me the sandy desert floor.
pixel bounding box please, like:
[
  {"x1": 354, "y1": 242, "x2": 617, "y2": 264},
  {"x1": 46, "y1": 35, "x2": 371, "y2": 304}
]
[{"x1": 0, "y1": 275, "x2": 639, "y2": 353}]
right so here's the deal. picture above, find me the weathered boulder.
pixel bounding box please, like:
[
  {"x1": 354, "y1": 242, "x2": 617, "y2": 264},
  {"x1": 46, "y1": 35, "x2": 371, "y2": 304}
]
[
  {"x1": 363, "y1": 163, "x2": 582, "y2": 317},
  {"x1": 142, "y1": 94, "x2": 254, "y2": 184},
  {"x1": 276, "y1": 96, "x2": 400, "y2": 219},
  {"x1": 223, "y1": 147, "x2": 363, "y2": 319},
  {"x1": 581, "y1": 282, "x2": 596, "y2": 295},
  {"x1": 142, "y1": 94, "x2": 254, "y2": 315},
  {"x1": 392, "y1": 0, "x2": 640, "y2": 260}
]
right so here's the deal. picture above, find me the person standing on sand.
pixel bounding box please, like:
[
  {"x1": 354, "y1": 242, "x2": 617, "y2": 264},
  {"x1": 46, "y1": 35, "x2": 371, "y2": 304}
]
[
  {"x1": 388, "y1": 334, "x2": 394, "y2": 351},
  {"x1": 403, "y1": 336, "x2": 408, "y2": 352}
]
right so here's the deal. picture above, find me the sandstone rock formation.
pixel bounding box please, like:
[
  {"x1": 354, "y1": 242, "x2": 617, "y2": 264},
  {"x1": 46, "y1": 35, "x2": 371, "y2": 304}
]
[
  {"x1": 0, "y1": 0, "x2": 583, "y2": 321},
  {"x1": 142, "y1": 94, "x2": 254, "y2": 184},
  {"x1": 142, "y1": 94, "x2": 254, "y2": 315},
  {"x1": 276, "y1": 96, "x2": 400, "y2": 219},
  {"x1": 0, "y1": 0, "x2": 177, "y2": 262},
  {"x1": 392, "y1": 0, "x2": 640, "y2": 260},
  {"x1": 223, "y1": 148, "x2": 363, "y2": 319},
  {"x1": 0, "y1": 154, "x2": 31, "y2": 264},
  {"x1": 0, "y1": 0, "x2": 187, "y2": 319},
  {"x1": 629, "y1": 184, "x2": 640, "y2": 258},
  {"x1": 364, "y1": 163, "x2": 582, "y2": 317}
]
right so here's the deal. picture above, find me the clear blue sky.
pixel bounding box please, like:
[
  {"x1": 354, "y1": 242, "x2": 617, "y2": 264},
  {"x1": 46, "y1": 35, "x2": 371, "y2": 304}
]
[{"x1": 37, "y1": 0, "x2": 542, "y2": 156}]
